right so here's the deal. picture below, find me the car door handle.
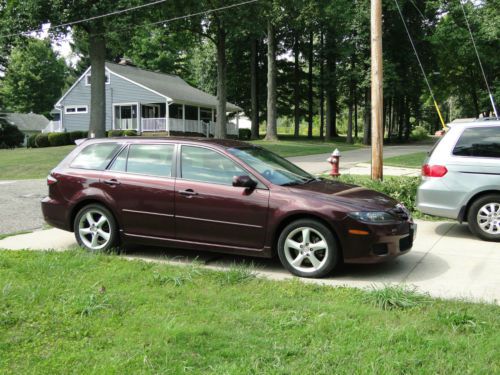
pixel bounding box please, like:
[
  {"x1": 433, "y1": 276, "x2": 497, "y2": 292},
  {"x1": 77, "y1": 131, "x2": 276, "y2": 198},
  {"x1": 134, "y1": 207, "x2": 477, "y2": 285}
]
[
  {"x1": 103, "y1": 179, "x2": 121, "y2": 186},
  {"x1": 179, "y1": 189, "x2": 198, "y2": 197}
]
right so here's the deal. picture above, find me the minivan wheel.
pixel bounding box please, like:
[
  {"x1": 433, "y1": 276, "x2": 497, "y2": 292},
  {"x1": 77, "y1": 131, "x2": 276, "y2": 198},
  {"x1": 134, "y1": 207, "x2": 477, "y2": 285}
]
[
  {"x1": 277, "y1": 219, "x2": 339, "y2": 278},
  {"x1": 467, "y1": 194, "x2": 500, "y2": 242},
  {"x1": 74, "y1": 204, "x2": 118, "y2": 251}
]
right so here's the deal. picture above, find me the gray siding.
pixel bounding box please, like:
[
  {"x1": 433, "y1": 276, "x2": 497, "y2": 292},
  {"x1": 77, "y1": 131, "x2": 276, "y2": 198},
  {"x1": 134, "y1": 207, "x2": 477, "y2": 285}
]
[{"x1": 60, "y1": 69, "x2": 166, "y2": 132}]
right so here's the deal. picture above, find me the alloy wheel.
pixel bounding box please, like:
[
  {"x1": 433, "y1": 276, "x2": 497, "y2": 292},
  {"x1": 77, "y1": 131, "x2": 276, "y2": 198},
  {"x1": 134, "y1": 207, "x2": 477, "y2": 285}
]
[
  {"x1": 78, "y1": 209, "x2": 112, "y2": 250},
  {"x1": 476, "y1": 202, "x2": 500, "y2": 235},
  {"x1": 283, "y1": 226, "x2": 329, "y2": 273}
]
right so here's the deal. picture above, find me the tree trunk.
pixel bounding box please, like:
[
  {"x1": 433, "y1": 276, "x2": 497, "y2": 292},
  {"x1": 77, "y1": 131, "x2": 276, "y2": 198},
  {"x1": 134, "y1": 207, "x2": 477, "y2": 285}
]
[
  {"x1": 347, "y1": 90, "x2": 353, "y2": 144},
  {"x1": 307, "y1": 31, "x2": 313, "y2": 139},
  {"x1": 215, "y1": 24, "x2": 227, "y2": 139},
  {"x1": 265, "y1": 20, "x2": 278, "y2": 141},
  {"x1": 319, "y1": 31, "x2": 325, "y2": 140},
  {"x1": 325, "y1": 31, "x2": 337, "y2": 140},
  {"x1": 363, "y1": 87, "x2": 370, "y2": 145},
  {"x1": 293, "y1": 33, "x2": 300, "y2": 138},
  {"x1": 89, "y1": 22, "x2": 106, "y2": 138},
  {"x1": 250, "y1": 38, "x2": 259, "y2": 139}
]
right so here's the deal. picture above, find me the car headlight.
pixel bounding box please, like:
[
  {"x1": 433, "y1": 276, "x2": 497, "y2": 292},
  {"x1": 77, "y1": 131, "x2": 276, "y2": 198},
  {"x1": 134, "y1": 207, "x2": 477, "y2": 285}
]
[{"x1": 348, "y1": 211, "x2": 397, "y2": 224}]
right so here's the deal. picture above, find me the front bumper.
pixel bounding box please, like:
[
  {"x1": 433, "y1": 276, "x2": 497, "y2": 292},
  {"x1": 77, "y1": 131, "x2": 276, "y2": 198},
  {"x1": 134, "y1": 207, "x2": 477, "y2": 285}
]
[{"x1": 338, "y1": 218, "x2": 416, "y2": 264}]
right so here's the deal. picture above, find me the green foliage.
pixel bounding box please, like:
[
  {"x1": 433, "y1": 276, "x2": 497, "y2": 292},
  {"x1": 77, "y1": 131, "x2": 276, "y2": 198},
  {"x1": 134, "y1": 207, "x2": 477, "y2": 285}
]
[
  {"x1": 48, "y1": 132, "x2": 70, "y2": 147},
  {"x1": 364, "y1": 284, "x2": 429, "y2": 310},
  {"x1": 34, "y1": 133, "x2": 50, "y2": 148},
  {"x1": 0, "y1": 38, "x2": 67, "y2": 116},
  {"x1": 238, "y1": 128, "x2": 252, "y2": 140},
  {"x1": 211, "y1": 263, "x2": 257, "y2": 286},
  {"x1": 411, "y1": 126, "x2": 429, "y2": 141},
  {"x1": 437, "y1": 310, "x2": 485, "y2": 333},
  {"x1": 68, "y1": 131, "x2": 88, "y2": 143},
  {"x1": 27, "y1": 133, "x2": 39, "y2": 148},
  {"x1": 0, "y1": 123, "x2": 24, "y2": 148},
  {"x1": 107, "y1": 130, "x2": 138, "y2": 137}
]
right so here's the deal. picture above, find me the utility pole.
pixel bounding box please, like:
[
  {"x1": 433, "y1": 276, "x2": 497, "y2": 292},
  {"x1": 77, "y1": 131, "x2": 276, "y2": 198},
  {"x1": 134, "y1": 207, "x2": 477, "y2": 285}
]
[{"x1": 371, "y1": 0, "x2": 383, "y2": 180}]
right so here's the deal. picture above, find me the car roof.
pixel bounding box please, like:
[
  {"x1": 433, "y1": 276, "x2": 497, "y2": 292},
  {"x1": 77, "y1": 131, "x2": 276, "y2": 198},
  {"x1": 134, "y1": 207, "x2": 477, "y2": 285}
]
[
  {"x1": 447, "y1": 117, "x2": 500, "y2": 128},
  {"x1": 80, "y1": 136, "x2": 253, "y2": 149}
]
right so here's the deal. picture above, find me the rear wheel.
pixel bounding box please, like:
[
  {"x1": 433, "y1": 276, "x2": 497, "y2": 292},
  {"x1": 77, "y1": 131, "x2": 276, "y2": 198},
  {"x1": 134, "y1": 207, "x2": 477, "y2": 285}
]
[
  {"x1": 277, "y1": 219, "x2": 339, "y2": 278},
  {"x1": 467, "y1": 194, "x2": 500, "y2": 242},
  {"x1": 74, "y1": 204, "x2": 118, "y2": 251}
]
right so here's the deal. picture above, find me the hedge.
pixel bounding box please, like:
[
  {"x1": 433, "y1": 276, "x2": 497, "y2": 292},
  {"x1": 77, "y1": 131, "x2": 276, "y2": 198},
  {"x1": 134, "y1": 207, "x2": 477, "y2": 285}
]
[
  {"x1": 239, "y1": 128, "x2": 252, "y2": 140},
  {"x1": 69, "y1": 131, "x2": 88, "y2": 143},
  {"x1": 48, "y1": 132, "x2": 71, "y2": 147},
  {"x1": 107, "y1": 129, "x2": 138, "y2": 137},
  {"x1": 35, "y1": 133, "x2": 50, "y2": 148},
  {"x1": 28, "y1": 133, "x2": 39, "y2": 148}
]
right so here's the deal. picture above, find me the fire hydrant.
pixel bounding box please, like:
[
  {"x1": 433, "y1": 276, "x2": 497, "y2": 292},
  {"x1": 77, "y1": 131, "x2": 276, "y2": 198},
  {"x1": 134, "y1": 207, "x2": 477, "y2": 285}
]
[{"x1": 327, "y1": 149, "x2": 341, "y2": 177}]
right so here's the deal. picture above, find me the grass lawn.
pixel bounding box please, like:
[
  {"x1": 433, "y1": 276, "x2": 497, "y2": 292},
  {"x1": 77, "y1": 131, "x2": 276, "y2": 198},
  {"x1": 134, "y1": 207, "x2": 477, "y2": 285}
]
[
  {"x1": 0, "y1": 145, "x2": 75, "y2": 180},
  {"x1": 1, "y1": 250, "x2": 498, "y2": 374},
  {"x1": 383, "y1": 152, "x2": 428, "y2": 169},
  {"x1": 251, "y1": 136, "x2": 362, "y2": 157}
]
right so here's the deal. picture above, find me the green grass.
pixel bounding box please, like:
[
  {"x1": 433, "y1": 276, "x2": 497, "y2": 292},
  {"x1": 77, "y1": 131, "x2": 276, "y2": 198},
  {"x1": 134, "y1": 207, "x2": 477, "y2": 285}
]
[
  {"x1": 0, "y1": 146, "x2": 75, "y2": 180},
  {"x1": 383, "y1": 152, "x2": 428, "y2": 169},
  {"x1": 251, "y1": 136, "x2": 362, "y2": 158},
  {"x1": 1, "y1": 250, "x2": 499, "y2": 374}
]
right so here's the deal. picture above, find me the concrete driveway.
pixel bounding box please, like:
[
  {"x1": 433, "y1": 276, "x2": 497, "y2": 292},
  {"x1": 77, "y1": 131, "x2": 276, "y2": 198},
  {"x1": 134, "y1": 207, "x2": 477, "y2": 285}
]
[{"x1": 1, "y1": 219, "x2": 498, "y2": 304}]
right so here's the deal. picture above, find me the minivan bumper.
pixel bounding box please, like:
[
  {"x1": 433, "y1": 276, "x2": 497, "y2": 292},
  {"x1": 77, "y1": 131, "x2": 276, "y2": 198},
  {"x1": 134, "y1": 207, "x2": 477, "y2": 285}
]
[{"x1": 416, "y1": 177, "x2": 462, "y2": 219}]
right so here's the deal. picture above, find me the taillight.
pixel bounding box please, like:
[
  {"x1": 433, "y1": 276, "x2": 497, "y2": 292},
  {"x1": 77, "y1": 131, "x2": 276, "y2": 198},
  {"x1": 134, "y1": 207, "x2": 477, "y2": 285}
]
[
  {"x1": 47, "y1": 174, "x2": 58, "y2": 185},
  {"x1": 422, "y1": 164, "x2": 448, "y2": 177}
]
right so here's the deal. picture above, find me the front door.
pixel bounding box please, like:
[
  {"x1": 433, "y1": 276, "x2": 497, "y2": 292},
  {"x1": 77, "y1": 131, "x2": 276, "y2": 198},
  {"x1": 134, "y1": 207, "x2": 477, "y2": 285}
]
[
  {"x1": 100, "y1": 143, "x2": 176, "y2": 239},
  {"x1": 114, "y1": 104, "x2": 138, "y2": 130},
  {"x1": 175, "y1": 145, "x2": 269, "y2": 250}
]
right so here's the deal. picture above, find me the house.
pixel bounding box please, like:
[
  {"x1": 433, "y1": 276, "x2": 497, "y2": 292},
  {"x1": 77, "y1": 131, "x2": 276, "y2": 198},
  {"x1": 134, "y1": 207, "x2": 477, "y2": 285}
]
[
  {"x1": 50, "y1": 61, "x2": 242, "y2": 136},
  {"x1": 0, "y1": 112, "x2": 49, "y2": 144}
]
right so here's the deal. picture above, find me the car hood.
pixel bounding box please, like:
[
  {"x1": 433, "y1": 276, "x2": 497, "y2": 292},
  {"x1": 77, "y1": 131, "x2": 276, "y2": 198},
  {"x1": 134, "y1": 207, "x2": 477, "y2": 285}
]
[{"x1": 287, "y1": 179, "x2": 400, "y2": 211}]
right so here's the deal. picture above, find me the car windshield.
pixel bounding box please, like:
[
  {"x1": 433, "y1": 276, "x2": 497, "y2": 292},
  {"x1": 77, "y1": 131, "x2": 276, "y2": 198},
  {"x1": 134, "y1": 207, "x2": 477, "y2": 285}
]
[{"x1": 228, "y1": 146, "x2": 316, "y2": 186}]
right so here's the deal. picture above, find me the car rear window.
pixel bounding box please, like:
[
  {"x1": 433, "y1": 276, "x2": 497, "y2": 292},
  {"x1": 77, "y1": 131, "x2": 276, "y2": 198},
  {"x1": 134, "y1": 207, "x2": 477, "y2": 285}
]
[
  {"x1": 453, "y1": 127, "x2": 500, "y2": 158},
  {"x1": 71, "y1": 143, "x2": 121, "y2": 170}
]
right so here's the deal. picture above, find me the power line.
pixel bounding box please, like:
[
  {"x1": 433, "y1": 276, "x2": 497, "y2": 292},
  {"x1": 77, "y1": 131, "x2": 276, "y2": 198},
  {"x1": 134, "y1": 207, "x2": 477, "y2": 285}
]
[
  {"x1": 459, "y1": 0, "x2": 498, "y2": 117},
  {"x1": 393, "y1": 0, "x2": 446, "y2": 128}
]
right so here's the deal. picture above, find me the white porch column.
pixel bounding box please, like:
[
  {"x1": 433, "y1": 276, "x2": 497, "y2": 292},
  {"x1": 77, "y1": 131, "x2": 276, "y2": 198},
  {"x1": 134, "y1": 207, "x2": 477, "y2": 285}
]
[
  {"x1": 182, "y1": 104, "x2": 186, "y2": 133},
  {"x1": 236, "y1": 112, "x2": 240, "y2": 135},
  {"x1": 166, "y1": 100, "x2": 170, "y2": 134}
]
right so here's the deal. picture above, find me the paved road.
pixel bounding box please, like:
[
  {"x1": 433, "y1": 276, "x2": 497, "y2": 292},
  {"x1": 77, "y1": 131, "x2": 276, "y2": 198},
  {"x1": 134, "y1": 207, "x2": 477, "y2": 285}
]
[
  {"x1": 0, "y1": 144, "x2": 430, "y2": 235},
  {"x1": 1, "y1": 219, "x2": 498, "y2": 303}
]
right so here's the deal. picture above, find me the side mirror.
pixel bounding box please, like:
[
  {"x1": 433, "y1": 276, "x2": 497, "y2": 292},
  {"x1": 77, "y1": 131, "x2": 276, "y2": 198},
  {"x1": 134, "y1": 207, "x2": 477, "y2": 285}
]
[{"x1": 232, "y1": 175, "x2": 257, "y2": 189}]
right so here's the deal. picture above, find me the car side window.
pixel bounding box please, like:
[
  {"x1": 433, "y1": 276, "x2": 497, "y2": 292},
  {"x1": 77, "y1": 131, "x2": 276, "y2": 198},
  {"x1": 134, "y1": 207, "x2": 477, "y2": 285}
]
[
  {"x1": 71, "y1": 143, "x2": 121, "y2": 170},
  {"x1": 109, "y1": 144, "x2": 174, "y2": 177},
  {"x1": 453, "y1": 127, "x2": 500, "y2": 158},
  {"x1": 181, "y1": 145, "x2": 245, "y2": 185}
]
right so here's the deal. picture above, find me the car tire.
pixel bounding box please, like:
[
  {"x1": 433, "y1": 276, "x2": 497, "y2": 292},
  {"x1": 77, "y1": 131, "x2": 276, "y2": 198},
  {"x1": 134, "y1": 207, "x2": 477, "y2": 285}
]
[
  {"x1": 277, "y1": 219, "x2": 339, "y2": 278},
  {"x1": 74, "y1": 204, "x2": 118, "y2": 252},
  {"x1": 467, "y1": 194, "x2": 500, "y2": 242}
]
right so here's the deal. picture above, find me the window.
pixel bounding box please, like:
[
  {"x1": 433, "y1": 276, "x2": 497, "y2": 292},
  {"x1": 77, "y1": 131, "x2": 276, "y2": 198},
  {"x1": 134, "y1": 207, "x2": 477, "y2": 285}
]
[
  {"x1": 181, "y1": 146, "x2": 245, "y2": 185},
  {"x1": 71, "y1": 143, "x2": 121, "y2": 170},
  {"x1": 85, "y1": 72, "x2": 110, "y2": 85},
  {"x1": 453, "y1": 127, "x2": 500, "y2": 158},
  {"x1": 109, "y1": 144, "x2": 174, "y2": 177},
  {"x1": 65, "y1": 105, "x2": 88, "y2": 114}
]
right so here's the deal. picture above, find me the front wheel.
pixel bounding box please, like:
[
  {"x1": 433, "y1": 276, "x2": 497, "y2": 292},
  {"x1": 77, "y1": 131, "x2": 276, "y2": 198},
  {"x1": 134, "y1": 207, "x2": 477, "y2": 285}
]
[
  {"x1": 467, "y1": 194, "x2": 500, "y2": 242},
  {"x1": 74, "y1": 204, "x2": 118, "y2": 252},
  {"x1": 277, "y1": 219, "x2": 340, "y2": 278}
]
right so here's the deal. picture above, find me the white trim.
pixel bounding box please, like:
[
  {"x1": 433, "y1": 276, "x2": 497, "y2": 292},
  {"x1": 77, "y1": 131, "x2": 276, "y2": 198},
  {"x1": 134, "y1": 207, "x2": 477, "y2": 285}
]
[
  {"x1": 85, "y1": 71, "x2": 111, "y2": 86},
  {"x1": 55, "y1": 66, "x2": 91, "y2": 107},
  {"x1": 64, "y1": 105, "x2": 88, "y2": 114},
  {"x1": 107, "y1": 69, "x2": 172, "y2": 101},
  {"x1": 112, "y1": 102, "x2": 139, "y2": 130}
]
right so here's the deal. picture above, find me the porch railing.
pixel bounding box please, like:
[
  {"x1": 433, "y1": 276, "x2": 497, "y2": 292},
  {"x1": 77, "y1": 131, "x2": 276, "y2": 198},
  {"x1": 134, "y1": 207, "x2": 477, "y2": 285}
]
[
  {"x1": 42, "y1": 121, "x2": 63, "y2": 133},
  {"x1": 141, "y1": 117, "x2": 238, "y2": 136},
  {"x1": 141, "y1": 118, "x2": 167, "y2": 132}
]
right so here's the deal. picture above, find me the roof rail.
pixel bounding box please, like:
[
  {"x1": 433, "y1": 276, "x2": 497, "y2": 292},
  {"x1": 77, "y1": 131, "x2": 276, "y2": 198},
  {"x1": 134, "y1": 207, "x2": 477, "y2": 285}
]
[{"x1": 475, "y1": 117, "x2": 500, "y2": 121}]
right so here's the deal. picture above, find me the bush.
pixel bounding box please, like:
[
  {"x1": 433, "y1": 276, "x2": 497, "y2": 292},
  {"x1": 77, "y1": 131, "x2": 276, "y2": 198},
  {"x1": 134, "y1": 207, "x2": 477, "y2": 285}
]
[
  {"x1": 239, "y1": 128, "x2": 252, "y2": 140},
  {"x1": 410, "y1": 126, "x2": 429, "y2": 141},
  {"x1": 123, "y1": 130, "x2": 137, "y2": 136},
  {"x1": 69, "y1": 131, "x2": 88, "y2": 143},
  {"x1": 28, "y1": 133, "x2": 39, "y2": 148},
  {"x1": 107, "y1": 129, "x2": 138, "y2": 137},
  {"x1": 0, "y1": 123, "x2": 24, "y2": 148},
  {"x1": 48, "y1": 132, "x2": 71, "y2": 147},
  {"x1": 35, "y1": 133, "x2": 50, "y2": 148}
]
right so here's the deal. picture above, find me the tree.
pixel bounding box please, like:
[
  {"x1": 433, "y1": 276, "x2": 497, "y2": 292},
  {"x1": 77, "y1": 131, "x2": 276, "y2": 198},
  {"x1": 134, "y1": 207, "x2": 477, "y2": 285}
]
[{"x1": 1, "y1": 38, "x2": 67, "y2": 115}]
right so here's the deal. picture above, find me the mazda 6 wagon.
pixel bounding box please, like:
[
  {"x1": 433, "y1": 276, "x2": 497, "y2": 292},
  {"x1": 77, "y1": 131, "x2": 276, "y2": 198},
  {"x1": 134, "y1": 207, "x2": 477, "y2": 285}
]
[{"x1": 42, "y1": 137, "x2": 415, "y2": 278}]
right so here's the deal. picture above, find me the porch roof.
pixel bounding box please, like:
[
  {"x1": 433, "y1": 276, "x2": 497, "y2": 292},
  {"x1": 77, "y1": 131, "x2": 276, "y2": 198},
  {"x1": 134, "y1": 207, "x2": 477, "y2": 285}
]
[{"x1": 106, "y1": 62, "x2": 242, "y2": 112}]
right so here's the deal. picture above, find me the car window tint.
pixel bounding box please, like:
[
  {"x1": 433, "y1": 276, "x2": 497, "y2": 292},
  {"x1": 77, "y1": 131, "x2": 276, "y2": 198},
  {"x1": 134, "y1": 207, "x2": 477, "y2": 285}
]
[
  {"x1": 181, "y1": 146, "x2": 245, "y2": 185},
  {"x1": 126, "y1": 144, "x2": 174, "y2": 177},
  {"x1": 71, "y1": 143, "x2": 121, "y2": 170},
  {"x1": 109, "y1": 146, "x2": 128, "y2": 172},
  {"x1": 453, "y1": 127, "x2": 500, "y2": 158}
]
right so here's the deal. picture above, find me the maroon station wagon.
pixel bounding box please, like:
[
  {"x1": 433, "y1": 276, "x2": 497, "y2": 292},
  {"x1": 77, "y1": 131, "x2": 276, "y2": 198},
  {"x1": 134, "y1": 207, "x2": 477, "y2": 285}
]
[{"x1": 42, "y1": 138, "x2": 416, "y2": 278}]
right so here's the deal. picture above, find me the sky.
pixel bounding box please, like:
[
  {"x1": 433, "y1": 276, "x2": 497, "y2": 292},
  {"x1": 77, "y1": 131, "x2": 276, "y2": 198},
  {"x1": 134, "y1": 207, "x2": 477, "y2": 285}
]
[{"x1": 36, "y1": 23, "x2": 79, "y2": 67}]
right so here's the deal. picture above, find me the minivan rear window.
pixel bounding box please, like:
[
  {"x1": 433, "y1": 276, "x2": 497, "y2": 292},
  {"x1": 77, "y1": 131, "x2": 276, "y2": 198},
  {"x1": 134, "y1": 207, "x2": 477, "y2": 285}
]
[
  {"x1": 71, "y1": 143, "x2": 121, "y2": 170},
  {"x1": 453, "y1": 127, "x2": 500, "y2": 158}
]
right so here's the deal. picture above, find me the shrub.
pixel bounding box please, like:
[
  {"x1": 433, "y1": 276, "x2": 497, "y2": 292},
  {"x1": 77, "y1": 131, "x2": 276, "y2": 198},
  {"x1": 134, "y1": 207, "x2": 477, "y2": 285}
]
[
  {"x1": 410, "y1": 126, "x2": 429, "y2": 141},
  {"x1": 123, "y1": 130, "x2": 137, "y2": 137},
  {"x1": 0, "y1": 123, "x2": 24, "y2": 148},
  {"x1": 239, "y1": 128, "x2": 252, "y2": 140},
  {"x1": 69, "y1": 131, "x2": 88, "y2": 143},
  {"x1": 48, "y1": 132, "x2": 70, "y2": 147},
  {"x1": 107, "y1": 130, "x2": 124, "y2": 137},
  {"x1": 35, "y1": 133, "x2": 50, "y2": 148},
  {"x1": 28, "y1": 133, "x2": 39, "y2": 148}
]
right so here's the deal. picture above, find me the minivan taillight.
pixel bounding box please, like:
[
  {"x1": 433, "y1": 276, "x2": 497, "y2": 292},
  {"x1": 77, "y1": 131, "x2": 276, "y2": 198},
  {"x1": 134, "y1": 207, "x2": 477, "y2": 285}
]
[
  {"x1": 47, "y1": 174, "x2": 58, "y2": 185},
  {"x1": 422, "y1": 164, "x2": 448, "y2": 177}
]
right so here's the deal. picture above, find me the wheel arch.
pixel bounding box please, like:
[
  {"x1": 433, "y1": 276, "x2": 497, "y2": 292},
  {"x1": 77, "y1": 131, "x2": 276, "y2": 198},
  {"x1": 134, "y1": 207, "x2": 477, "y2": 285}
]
[
  {"x1": 69, "y1": 198, "x2": 119, "y2": 232},
  {"x1": 460, "y1": 190, "x2": 500, "y2": 223}
]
